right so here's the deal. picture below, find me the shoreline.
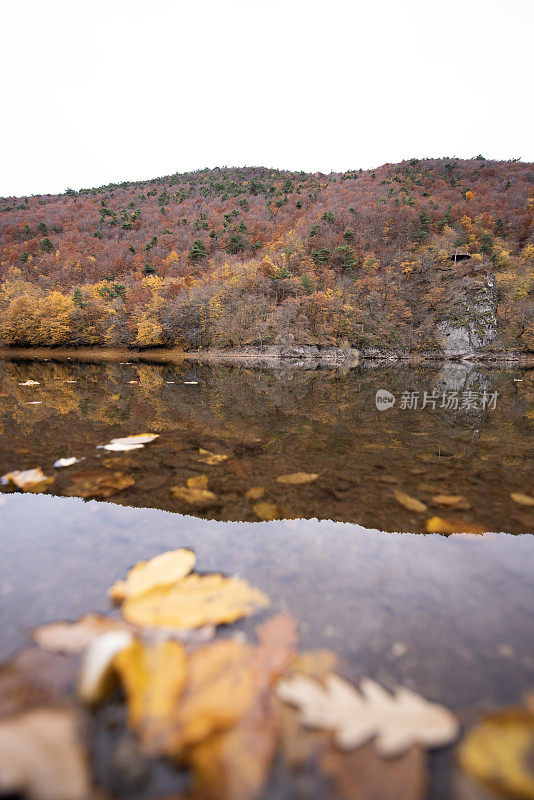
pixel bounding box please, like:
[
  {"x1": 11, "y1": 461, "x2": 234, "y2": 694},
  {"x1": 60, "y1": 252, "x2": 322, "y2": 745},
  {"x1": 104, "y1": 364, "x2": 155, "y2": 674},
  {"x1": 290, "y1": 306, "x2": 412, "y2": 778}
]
[{"x1": 0, "y1": 345, "x2": 532, "y2": 368}]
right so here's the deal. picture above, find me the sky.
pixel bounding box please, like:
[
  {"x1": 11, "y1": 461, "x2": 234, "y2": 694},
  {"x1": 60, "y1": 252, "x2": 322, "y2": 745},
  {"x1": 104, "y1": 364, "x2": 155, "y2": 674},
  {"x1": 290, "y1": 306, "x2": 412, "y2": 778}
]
[{"x1": 1, "y1": 0, "x2": 533, "y2": 197}]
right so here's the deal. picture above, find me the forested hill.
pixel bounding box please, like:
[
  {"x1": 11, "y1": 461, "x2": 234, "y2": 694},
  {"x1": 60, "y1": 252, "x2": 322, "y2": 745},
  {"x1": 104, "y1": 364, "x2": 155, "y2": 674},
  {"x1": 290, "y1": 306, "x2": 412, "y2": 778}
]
[{"x1": 0, "y1": 157, "x2": 533, "y2": 353}]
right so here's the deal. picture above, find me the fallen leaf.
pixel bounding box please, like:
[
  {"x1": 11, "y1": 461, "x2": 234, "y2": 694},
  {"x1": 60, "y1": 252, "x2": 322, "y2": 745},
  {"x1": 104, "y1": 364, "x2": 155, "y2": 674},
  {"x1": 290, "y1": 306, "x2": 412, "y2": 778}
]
[
  {"x1": 18, "y1": 380, "x2": 40, "y2": 386},
  {"x1": 33, "y1": 613, "x2": 133, "y2": 654},
  {"x1": 170, "y1": 484, "x2": 220, "y2": 509},
  {"x1": 121, "y1": 573, "x2": 270, "y2": 629},
  {"x1": 277, "y1": 674, "x2": 458, "y2": 756},
  {"x1": 109, "y1": 548, "x2": 196, "y2": 602},
  {"x1": 114, "y1": 639, "x2": 188, "y2": 752},
  {"x1": 65, "y1": 470, "x2": 134, "y2": 499},
  {"x1": 253, "y1": 502, "x2": 281, "y2": 521},
  {"x1": 1, "y1": 468, "x2": 54, "y2": 493},
  {"x1": 78, "y1": 630, "x2": 134, "y2": 705},
  {"x1": 246, "y1": 486, "x2": 265, "y2": 500},
  {"x1": 510, "y1": 492, "x2": 534, "y2": 507},
  {"x1": 425, "y1": 516, "x2": 486, "y2": 535},
  {"x1": 187, "y1": 615, "x2": 298, "y2": 800},
  {"x1": 53, "y1": 457, "x2": 82, "y2": 468},
  {"x1": 458, "y1": 709, "x2": 534, "y2": 800},
  {"x1": 184, "y1": 381, "x2": 199, "y2": 385},
  {"x1": 394, "y1": 490, "x2": 427, "y2": 513},
  {"x1": 432, "y1": 494, "x2": 471, "y2": 510},
  {"x1": 276, "y1": 472, "x2": 319, "y2": 485},
  {"x1": 0, "y1": 707, "x2": 91, "y2": 800},
  {"x1": 167, "y1": 639, "x2": 254, "y2": 755},
  {"x1": 98, "y1": 433, "x2": 159, "y2": 452},
  {"x1": 198, "y1": 448, "x2": 229, "y2": 465}
]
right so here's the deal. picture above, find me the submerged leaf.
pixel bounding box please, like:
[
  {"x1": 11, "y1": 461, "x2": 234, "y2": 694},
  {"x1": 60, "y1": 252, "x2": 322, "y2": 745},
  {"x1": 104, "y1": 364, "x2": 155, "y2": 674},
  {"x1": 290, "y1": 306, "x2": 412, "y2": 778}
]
[
  {"x1": 431, "y1": 494, "x2": 471, "y2": 510},
  {"x1": 510, "y1": 492, "x2": 534, "y2": 507},
  {"x1": 65, "y1": 470, "x2": 134, "y2": 499},
  {"x1": 277, "y1": 674, "x2": 458, "y2": 756},
  {"x1": 394, "y1": 490, "x2": 427, "y2": 513},
  {"x1": 198, "y1": 448, "x2": 229, "y2": 465},
  {"x1": 276, "y1": 472, "x2": 319, "y2": 485},
  {"x1": 253, "y1": 502, "x2": 281, "y2": 521},
  {"x1": 459, "y1": 709, "x2": 534, "y2": 800},
  {"x1": 425, "y1": 516, "x2": 486, "y2": 535},
  {"x1": 170, "y1": 484, "x2": 220, "y2": 509},
  {"x1": 246, "y1": 486, "x2": 265, "y2": 500},
  {"x1": 187, "y1": 475, "x2": 209, "y2": 490},
  {"x1": 2, "y1": 468, "x2": 54, "y2": 493},
  {"x1": 121, "y1": 573, "x2": 270, "y2": 629},
  {"x1": 98, "y1": 433, "x2": 159, "y2": 452},
  {"x1": 0, "y1": 707, "x2": 91, "y2": 800},
  {"x1": 53, "y1": 457, "x2": 82, "y2": 468},
  {"x1": 109, "y1": 549, "x2": 196, "y2": 602}
]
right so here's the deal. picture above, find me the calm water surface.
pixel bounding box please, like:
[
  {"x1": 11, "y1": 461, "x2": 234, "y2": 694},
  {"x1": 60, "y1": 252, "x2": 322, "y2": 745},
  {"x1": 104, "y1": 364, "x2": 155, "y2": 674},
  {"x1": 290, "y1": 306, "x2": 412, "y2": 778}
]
[
  {"x1": 0, "y1": 358, "x2": 533, "y2": 798},
  {"x1": 0, "y1": 358, "x2": 532, "y2": 532}
]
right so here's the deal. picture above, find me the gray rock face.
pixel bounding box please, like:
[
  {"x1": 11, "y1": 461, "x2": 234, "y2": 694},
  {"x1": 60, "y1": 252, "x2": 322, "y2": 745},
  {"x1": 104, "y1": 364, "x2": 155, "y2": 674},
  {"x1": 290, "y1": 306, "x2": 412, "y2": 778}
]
[
  {"x1": 190, "y1": 344, "x2": 360, "y2": 368},
  {"x1": 437, "y1": 274, "x2": 498, "y2": 357}
]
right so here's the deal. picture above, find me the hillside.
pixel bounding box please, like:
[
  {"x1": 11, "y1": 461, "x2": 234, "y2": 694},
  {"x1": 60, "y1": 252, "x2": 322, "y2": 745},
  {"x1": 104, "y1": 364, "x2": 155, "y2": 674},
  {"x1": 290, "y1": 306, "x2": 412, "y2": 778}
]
[{"x1": 1, "y1": 157, "x2": 533, "y2": 355}]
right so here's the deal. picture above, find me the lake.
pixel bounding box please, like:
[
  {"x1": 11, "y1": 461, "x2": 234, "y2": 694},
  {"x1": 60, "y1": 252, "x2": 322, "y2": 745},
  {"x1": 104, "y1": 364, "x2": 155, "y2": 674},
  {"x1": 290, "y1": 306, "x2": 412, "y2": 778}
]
[
  {"x1": 0, "y1": 358, "x2": 532, "y2": 532},
  {"x1": 0, "y1": 358, "x2": 533, "y2": 799}
]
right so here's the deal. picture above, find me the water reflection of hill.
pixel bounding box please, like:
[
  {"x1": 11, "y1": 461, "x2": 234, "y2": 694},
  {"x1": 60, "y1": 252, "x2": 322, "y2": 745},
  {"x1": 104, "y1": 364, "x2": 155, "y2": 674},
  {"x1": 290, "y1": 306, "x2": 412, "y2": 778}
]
[{"x1": 0, "y1": 359, "x2": 532, "y2": 533}]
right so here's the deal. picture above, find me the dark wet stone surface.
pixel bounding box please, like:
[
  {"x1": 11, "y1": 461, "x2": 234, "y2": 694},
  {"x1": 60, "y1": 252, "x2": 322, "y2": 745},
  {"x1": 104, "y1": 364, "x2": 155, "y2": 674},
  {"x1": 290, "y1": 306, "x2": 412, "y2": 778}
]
[{"x1": 1, "y1": 493, "x2": 532, "y2": 718}]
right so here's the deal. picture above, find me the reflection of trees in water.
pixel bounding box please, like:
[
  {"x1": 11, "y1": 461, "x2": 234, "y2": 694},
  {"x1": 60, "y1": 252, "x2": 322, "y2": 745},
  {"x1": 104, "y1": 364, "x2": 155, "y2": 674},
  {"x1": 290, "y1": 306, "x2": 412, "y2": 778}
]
[{"x1": 0, "y1": 359, "x2": 532, "y2": 532}]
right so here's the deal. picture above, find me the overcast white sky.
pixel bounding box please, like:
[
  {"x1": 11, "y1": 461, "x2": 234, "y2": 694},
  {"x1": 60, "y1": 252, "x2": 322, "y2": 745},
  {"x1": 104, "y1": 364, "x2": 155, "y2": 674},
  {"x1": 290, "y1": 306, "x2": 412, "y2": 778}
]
[{"x1": 1, "y1": 0, "x2": 533, "y2": 197}]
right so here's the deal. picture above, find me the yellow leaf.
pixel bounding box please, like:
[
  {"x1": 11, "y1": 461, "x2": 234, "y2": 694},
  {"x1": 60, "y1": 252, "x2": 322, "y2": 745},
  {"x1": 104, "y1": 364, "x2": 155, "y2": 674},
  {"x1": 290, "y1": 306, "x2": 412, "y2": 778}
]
[
  {"x1": 109, "y1": 549, "x2": 196, "y2": 602},
  {"x1": 166, "y1": 639, "x2": 254, "y2": 755},
  {"x1": 253, "y1": 502, "x2": 281, "y2": 521},
  {"x1": 276, "y1": 473, "x2": 319, "y2": 485},
  {"x1": 170, "y1": 485, "x2": 220, "y2": 509},
  {"x1": 425, "y1": 516, "x2": 486, "y2": 535},
  {"x1": 510, "y1": 492, "x2": 534, "y2": 507},
  {"x1": 121, "y1": 573, "x2": 270, "y2": 629},
  {"x1": 459, "y1": 709, "x2": 534, "y2": 799},
  {"x1": 114, "y1": 639, "x2": 188, "y2": 752},
  {"x1": 394, "y1": 490, "x2": 427, "y2": 513},
  {"x1": 198, "y1": 448, "x2": 229, "y2": 465},
  {"x1": 187, "y1": 616, "x2": 297, "y2": 800}
]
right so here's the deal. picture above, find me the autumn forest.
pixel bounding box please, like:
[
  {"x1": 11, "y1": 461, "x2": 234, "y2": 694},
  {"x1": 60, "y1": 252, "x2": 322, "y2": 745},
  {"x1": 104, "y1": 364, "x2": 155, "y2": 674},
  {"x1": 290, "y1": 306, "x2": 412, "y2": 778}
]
[{"x1": 1, "y1": 157, "x2": 533, "y2": 353}]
